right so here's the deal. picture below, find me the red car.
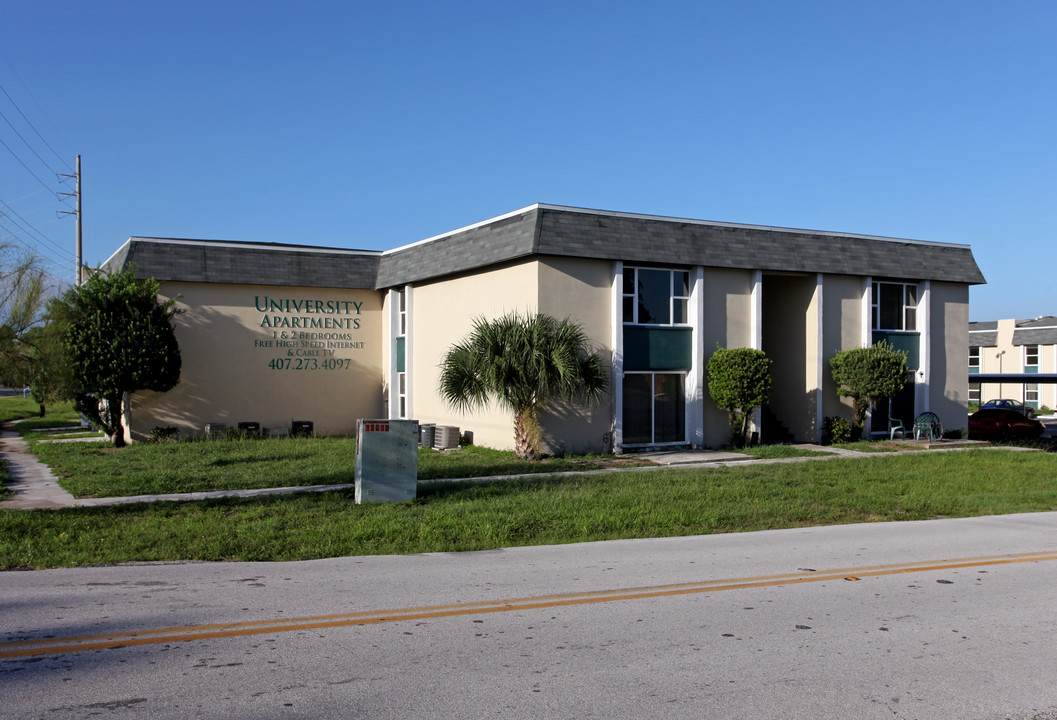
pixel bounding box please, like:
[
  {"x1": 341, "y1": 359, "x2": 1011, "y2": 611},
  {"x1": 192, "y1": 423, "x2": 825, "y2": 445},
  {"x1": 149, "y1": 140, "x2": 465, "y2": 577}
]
[{"x1": 968, "y1": 407, "x2": 1044, "y2": 441}]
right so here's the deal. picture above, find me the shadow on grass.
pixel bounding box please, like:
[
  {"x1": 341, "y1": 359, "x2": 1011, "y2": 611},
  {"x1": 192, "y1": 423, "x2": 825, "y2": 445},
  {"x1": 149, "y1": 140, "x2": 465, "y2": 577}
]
[{"x1": 991, "y1": 437, "x2": 1057, "y2": 453}]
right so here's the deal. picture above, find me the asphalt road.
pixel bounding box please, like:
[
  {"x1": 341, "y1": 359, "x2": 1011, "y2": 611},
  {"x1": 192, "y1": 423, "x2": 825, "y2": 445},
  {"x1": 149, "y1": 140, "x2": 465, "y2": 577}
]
[{"x1": 4, "y1": 513, "x2": 1057, "y2": 719}]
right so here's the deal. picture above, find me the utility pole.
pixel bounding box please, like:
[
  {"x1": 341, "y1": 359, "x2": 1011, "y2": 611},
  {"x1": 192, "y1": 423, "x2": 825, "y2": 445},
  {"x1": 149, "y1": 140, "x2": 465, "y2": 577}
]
[
  {"x1": 75, "y1": 154, "x2": 82, "y2": 285},
  {"x1": 58, "y1": 154, "x2": 82, "y2": 285}
]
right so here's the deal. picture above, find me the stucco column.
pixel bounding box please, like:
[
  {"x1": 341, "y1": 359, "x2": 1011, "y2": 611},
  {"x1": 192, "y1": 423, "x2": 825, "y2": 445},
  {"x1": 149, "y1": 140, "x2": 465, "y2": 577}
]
[
  {"x1": 862, "y1": 277, "x2": 873, "y2": 434},
  {"x1": 687, "y1": 267, "x2": 705, "y2": 448},
  {"x1": 751, "y1": 270, "x2": 763, "y2": 436},
  {"x1": 611, "y1": 261, "x2": 624, "y2": 453},
  {"x1": 917, "y1": 280, "x2": 931, "y2": 413},
  {"x1": 403, "y1": 284, "x2": 413, "y2": 419},
  {"x1": 815, "y1": 274, "x2": 825, "y2": 443},
  {"x1": 387, "y1": 288, "x2": 400, "y2": 419}
]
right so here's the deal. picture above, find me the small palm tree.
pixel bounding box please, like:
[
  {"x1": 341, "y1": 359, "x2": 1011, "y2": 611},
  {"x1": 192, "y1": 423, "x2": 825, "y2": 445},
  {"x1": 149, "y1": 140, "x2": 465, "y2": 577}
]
[{"x1": 439, "y1": 312, "x2": 608, "y2": 460}]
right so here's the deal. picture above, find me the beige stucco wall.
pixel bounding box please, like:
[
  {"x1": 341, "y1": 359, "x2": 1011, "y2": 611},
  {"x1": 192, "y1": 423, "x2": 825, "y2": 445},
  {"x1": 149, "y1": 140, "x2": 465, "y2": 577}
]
[
  {"x1": 762, "y1": 273, "x2": 819, "y2": 442},
  {"x1": 536, "y1": 257, "x2": 615, "y2": 454},
  {"x1": 821, "y1": 275, "x2": 863, "y2": 420},
  {"x1": 409, "y1": 260, "x2": 541, "y2": 451},
  {"x1": 701, "y1": 268, "x2": 754, "y2": 448},
  {"x1": 980, "y1": 319, "x2": 1013, "y2": 399},
  {"x1": 975, "y1": 320, "x2": 1009, "y2": 399},
  {"x1": 131, "y1": 282, "x2": 384, "y2": 439},
  {"x1": 929, "y1": 282, "x2": 969, "y2": 432}
]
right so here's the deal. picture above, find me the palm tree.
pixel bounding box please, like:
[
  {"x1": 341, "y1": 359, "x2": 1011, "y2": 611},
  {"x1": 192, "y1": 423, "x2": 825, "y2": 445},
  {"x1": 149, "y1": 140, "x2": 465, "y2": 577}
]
[{"x1": 438, "y1": 312, "x2": 608, "y2": 460}]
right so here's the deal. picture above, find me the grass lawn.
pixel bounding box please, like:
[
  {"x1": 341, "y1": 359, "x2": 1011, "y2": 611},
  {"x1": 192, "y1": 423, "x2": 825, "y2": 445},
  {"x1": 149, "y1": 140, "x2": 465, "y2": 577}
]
[
  {"x1": 29, "y1": 438, "x2": 650, "y2": 498},
  {"x1": 731, "y1": 445, "x2": 834, "y2": 459},
  {"x1": 0, "y1": 395, "x2": 76, "y2": 425},
  {"x1": 3, "y1": 448, "x2": 1057, "y2": 569}
]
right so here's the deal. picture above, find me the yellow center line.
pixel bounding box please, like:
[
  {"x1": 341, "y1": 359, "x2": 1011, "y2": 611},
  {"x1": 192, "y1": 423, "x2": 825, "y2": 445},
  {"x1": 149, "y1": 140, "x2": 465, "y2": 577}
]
[{"x1": 3, "y1": 551, "x2": 1055, "y2": 659}]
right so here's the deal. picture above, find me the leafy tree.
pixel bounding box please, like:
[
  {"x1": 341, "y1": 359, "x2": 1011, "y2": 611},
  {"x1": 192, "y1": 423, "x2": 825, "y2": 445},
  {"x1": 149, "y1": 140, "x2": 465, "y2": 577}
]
[
  {"x1": 707, "y1": 346, "x2": 773, "y2": 447},
  {"x1": 22, "y1": 299, "x2": 78, "y2": 416},
  {"x1": 439, "y1": 312, "x2": 608, "y2": 460},
  {"x1": 0, "y1": 247, "x2": 49, "y2": 381},
  {"x1": 828, "y1": 340, "x2": 908, "y2": 429},
  {"x1": 61, "y1": 268, "x2": 182, "y2": 447}
]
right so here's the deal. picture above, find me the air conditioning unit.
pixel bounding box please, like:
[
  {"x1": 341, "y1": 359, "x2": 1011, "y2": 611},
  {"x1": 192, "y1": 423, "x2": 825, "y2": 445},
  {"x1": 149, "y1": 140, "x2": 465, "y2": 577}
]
[
  {"x1": 290, "y1": 420, "x2": 314, "y2": 437},
  {"x1": 433, "y1": 425, "x2": 460, "y2": 450},
  {"x1": 204, "y1": 423, "x2": 227, "y2": 439}
]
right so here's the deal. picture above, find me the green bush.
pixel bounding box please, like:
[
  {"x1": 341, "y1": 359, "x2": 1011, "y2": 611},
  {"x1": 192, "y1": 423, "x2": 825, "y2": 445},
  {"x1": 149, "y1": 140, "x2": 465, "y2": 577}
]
[
  {"x1": 707, "y1": 346, "x2": 773, "y2": 447},
  {"x1": 821, "y1": 416, "x2": 852, "y2": 445},
  {"x1": 829, "y1": 341, "x2": 908, "y2": 429},
  {"x1": 224, "y1": 426, "x2": 262, "y2": 441},
  {"x1": 148, "y1": 426, "x2": 180, "y2": 443}
]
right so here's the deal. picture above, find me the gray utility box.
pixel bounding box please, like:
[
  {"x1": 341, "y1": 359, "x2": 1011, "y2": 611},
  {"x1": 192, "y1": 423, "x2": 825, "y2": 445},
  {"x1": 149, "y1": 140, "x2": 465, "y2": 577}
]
[{"x1": 355, "y1": 419, "x2": 420, "y2": 504}]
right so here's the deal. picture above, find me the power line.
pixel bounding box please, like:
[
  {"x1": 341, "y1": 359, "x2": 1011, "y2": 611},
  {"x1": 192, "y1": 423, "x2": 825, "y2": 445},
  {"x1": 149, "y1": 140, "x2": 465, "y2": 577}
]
[
  {"x1": 0, "y1": 226, "x2": 69, "y2": 267},
  {"x1": 0, "y1": 54, "x2": 72, "y2": 171},
  {"x1": 0, "y1": 224, "x2": 69, "y2": 269},
  {"x1": 0, "y1": 53, "x2": 77, "y2": 284},
  {"x1": 0, "y1": 227, "x2": 68, "y2": 269},
  {"x1": 11, "y1": 197, "x2": 70, "y2": 220},
  {"x1": 0, "y1": 134, "x2": 54, "y2": 193},
  {"x1": 0, "y1": 198, "x2": 72, "y2": 260},
  {"x1": 0, "y1": 104, "x2": 65, "y2": 180},
  {"x1": 5, "y1": 182, "x2": 68, "y2": 206}
]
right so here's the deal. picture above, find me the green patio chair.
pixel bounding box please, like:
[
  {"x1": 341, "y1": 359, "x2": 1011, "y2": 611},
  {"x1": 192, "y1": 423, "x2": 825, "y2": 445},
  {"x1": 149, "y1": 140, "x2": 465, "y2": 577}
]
[
  {"x1": 886, "y1": 398, "x2": 905, "y2": 440},
  {"x1": 913, "y1": 412, "x2": 943, "y2": 442}
]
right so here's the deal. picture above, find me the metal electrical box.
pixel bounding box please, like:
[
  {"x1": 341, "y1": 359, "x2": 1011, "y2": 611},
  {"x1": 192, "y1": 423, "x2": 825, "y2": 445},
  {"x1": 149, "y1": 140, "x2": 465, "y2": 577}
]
[{"x1": 355, "y1": 419, "x2": 420, "y2": 504}]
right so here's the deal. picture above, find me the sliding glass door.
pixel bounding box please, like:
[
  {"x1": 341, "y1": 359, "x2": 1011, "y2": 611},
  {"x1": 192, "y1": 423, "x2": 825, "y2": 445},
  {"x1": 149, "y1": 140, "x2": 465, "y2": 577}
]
[{"x1": 623, "y1": 372, "x2": 685, "y2": 446}]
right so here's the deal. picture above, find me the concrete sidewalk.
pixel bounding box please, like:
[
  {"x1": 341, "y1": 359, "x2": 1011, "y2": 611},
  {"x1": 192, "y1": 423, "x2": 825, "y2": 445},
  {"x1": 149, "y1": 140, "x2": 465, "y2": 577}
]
[{"x1": 0, "y1": 427, "x2": 78, "y2": 510}]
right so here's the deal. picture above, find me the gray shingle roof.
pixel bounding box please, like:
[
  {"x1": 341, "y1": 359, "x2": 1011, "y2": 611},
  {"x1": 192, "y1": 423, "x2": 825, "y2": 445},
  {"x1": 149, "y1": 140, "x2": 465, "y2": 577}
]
[
  {"x1": 377, "y1": 204, "x2": 986, "y2": 288},
  {"x1": 110, "y1": 238, "x2": 380, "y2": 289},
  {"x1": 968, "y1": 318, "x2": 1057, "y2": 347},
  {"x1": 1016, "y1": 316, "x2": 1057, "y2": 329},
  {"x1": 107, "y1": 204, "x2": 986, "y2": 291},
  {"x1": 969, "y1": 321, "x2": 998, "y2": 347},
  {"x1": 1013, "y1": 326, "x2": 1057, "y2": 346},
  {"x1": 374, "y1": 210, "x2": 539, "y2": 287}
]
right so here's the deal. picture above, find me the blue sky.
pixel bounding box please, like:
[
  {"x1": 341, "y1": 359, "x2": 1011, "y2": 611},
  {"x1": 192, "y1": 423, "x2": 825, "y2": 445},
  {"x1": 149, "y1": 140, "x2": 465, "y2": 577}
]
[{"x1": 1, "y1": 1, "x2": 1054, "y2": 321}]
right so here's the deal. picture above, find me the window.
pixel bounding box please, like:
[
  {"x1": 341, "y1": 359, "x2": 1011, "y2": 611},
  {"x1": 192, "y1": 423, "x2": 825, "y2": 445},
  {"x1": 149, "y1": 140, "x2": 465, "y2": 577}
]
[
  {"x1": 623, "y1": 268, "x2": 690, "y2": 326},
  {"x1": 1025, "y1": 382, "x2": 1039, "y2": 408},
  {"x1": 395, "y1": 288, "x2": 407, "y2": 418},
  {"x1": 872, "y1": 282, "x2": 917, "y2": 331},
  {"x1": 969, "y1": 382, "x2": 980, "y2": 404},
  {"x1": 398, "y1": 288, "x2": 407, "y2": 335},
  {"x1": 622, "y1": 372, "x2": 685, "y2": 445},
  {"x1": 969, "y1": 347, "x2": 980, "y2": 373},
  {"x1": 398, "y1": 372, "x2": 407, "y2": 418},
  {"x1": 1025, "y1": 345, "x2": 1039, "y2": 371}
]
